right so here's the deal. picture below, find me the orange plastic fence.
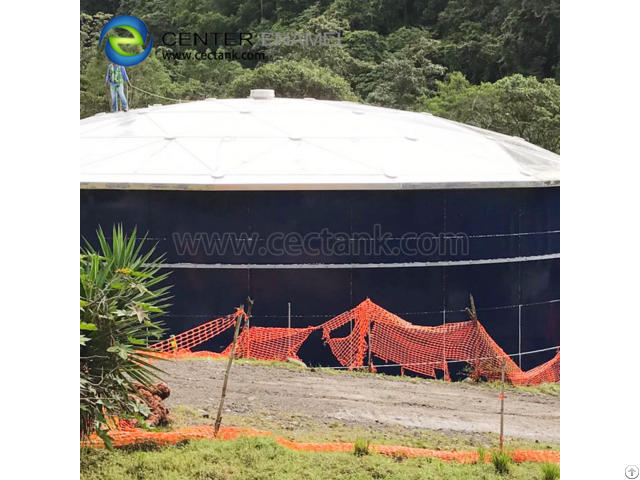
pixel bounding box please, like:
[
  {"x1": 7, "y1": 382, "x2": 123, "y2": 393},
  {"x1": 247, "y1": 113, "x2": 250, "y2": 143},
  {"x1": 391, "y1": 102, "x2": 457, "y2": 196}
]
[
  {"x1": 223, "y1": 326, "x2": 319, "y2": 362},
  {"x1": 150, "y1": 299, "x2": 559, "y2": 386},
  {"x1": 81, "y1": 425, "x2": 559, "y2": 464},
  {"x1": 353, "y1": 300, "x2": 559, "y2": 386},
  {"x1": 148, "y1": 309, "x2": 243, "y2": 354}
]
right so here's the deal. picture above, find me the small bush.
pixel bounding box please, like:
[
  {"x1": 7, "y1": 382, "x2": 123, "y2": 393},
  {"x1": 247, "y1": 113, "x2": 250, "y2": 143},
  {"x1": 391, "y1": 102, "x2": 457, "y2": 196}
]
[
  {"x1": 353, "y1": 437, "x2": 370, "y2": 456},
  {"x1": 492, "y1": 450, "x2": 511, "y2": 475},
  {"x1": 541, "y1": 462, "x2": 560, "y2": 480}
]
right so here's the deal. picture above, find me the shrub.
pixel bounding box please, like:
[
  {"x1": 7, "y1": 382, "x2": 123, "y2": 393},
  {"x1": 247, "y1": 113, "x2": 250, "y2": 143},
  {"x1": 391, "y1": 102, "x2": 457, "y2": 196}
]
[
  {"x1": 353, "y1": 437, "x2": 370, "y2": 456},
  {"x1": 541, "y1": 462, "x2": 560, "y2": 480},
  {"x1": 80, "y1": 226, "x2": 171, "y2": 447},
  {"x1": 491, "y1": 450, "x2": 511, "y2": 475}
]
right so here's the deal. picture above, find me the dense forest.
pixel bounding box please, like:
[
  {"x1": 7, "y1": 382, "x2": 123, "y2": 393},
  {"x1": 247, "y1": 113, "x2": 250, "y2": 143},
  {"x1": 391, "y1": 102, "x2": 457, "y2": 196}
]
[{"x1": 80, "y1": 0, "x2": 559, "y2": 152}]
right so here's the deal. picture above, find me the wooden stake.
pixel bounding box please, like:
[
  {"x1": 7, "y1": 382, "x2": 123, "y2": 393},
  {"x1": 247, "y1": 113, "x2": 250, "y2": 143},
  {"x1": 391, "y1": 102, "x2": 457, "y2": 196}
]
[
  {"x1": 499, "y1": 357, "x2": 506, "y2": 451},
  {"x1": 466, "y1": 295, "x2": 480, "y2": 381},
  {"x1": 465, "y1": 294, "x2": 478, "y2": 322},
  {"x1": 288, "y1": 302, "x2": 291, "y2": 355},
  {"x1": 214, "y1": 301, "x2": 251, "y2": 436},
  {"x1": 245, "y1": 297, "x2": 254, "y2": 359},
  {"x1": 367, "y1": 319, "x2": 373, "y2": 372}
]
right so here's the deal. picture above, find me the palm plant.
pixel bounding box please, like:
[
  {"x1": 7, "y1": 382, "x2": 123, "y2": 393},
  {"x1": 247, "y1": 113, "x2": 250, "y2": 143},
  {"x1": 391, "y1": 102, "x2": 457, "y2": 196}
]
[{"x1": 80, "y1": 225, "x2": 171, "y2": 446}]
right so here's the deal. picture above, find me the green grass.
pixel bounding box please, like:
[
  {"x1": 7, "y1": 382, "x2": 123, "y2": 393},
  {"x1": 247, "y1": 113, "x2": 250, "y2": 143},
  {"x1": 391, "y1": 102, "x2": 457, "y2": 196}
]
[
  {"x1": 353, "y1": 437, "x2": 371, "y2": 456},
  {"x1": 105, "y1": 358, "x2": 559, "y2": 479},
  {"x1": 481, "y1": 381, "x2": 560, "y2": 397},
  {"x1": 540, "y1": 461, "x2": 560, "y2": 479},
  {"x1": 491, "y1": 451, "x2": 512, "y2": 475},
  {"x1": 80, "y1": 436, "x2": 552, "y2": 480},
  {"x1": 476, "y1": 445, "x2": 487, "y2": 464}
]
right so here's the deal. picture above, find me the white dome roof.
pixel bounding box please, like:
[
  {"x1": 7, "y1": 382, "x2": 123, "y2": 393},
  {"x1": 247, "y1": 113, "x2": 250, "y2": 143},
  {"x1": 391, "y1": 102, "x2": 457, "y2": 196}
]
[{"x1": 80, "y1": 94, "x2": 559, "y2": 191}]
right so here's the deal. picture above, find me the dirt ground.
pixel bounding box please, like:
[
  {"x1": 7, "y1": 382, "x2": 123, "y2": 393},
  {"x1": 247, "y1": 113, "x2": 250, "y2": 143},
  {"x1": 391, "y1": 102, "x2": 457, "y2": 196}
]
[{"x1": 160, "y1": 359, "x2": 559, "y2": 443}]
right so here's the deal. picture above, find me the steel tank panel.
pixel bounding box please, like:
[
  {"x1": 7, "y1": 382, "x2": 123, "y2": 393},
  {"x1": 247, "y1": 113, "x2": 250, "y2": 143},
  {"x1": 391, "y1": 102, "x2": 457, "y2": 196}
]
[{"x1": 80, "y1": 187, "x2": 560, "y2": 369}]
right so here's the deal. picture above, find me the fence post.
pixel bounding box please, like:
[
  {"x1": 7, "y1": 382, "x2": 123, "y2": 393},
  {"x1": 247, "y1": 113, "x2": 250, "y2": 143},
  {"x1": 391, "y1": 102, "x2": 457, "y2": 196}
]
[
  {"x1": 288, "y1": 302, "x2": 292, "y2": 356},
  {"x1": 499, "y1": 357, "x2": 506, "y2": 451}
]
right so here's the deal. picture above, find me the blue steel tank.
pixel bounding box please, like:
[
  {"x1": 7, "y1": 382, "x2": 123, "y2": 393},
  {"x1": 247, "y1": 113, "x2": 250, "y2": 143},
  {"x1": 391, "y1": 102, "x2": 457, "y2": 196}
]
[{"x1": 80, "y1": 90, "x2": 559, "y2": 375}]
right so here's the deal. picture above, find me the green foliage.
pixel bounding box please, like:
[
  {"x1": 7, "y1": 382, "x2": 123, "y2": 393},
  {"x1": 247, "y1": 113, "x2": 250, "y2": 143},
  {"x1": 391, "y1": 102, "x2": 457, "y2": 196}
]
[
  {"x1": 80, "y1": 12, "x2": 113, "y2": 118},
  {"x1": 165, "y1": 48, "x2": 245, "y2": 99},
  {"x1": 81, "y1": 12, "x2": 113, "y2": 75},
  {"x1": 345, "y1": 30, "x2": 387, "y2": 63},
  {"x1": 353, "y1": 437, "x2": 370, "y2": 456},
  {"x1": 80, "y1": 226, "x2": 171, "y2": 446},
  {"x1": 229, "y1": 59, "x2": 357, "y2": 100},
  {"x1": 82, "y1": 0, "x2": 559, "y2": 81},
  {"x1": 267, "y1": 13, "x2": 369, "y2": 84},
  {"x1": 491, "y1": 450, "x2": 512, "y2": 475},
  {"x1": 436, "y1": 0, "x2": 559, "y2": 82},
  {"x1": 419, "y1": 72, "x2": 560, "y2": 153},
  {"x1": 80, "y1": 436, "x2": 553, "y2": 480},
  {"x1": 541, "y1": 461, "x2": 560, "y2": 480},
  {"x1": 356, "y1": 31, "x2": 446, "y2": 109},
  {"x1": 476, "y1": 445, "x2": 486, "y2": 464},
  {"x1": 80, "y1": 0, "x2": 560, "y2": 152}
]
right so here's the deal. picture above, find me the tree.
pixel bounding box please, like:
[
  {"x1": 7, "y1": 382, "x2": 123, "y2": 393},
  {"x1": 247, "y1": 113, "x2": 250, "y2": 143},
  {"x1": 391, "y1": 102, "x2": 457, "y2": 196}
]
[
  {"x1": 435, "y1": 0, "x2": 560, "y2": 82},
  {"x1": 80, "y1": 12, "x2": 113, "y2": 75},
  {"x1": 357, "y1": 31, "x2": 446, "y2": 110},
  {"x1": 418, "y1": 72, "x2": 560, "y2": 153},
  {"x1": 345, "y1": 30, "x2": 388, "y2": 63},
  {"x1": 266, "y1": 12, "x2": 369, "y2": 85},
  {"x1": 501, "y1": 0, "x2": 560, "y2": 81},
  {"x1": 170, "y1": 48, "x2": 245, "y2": 99},
  {"x1": 228, "y1": 59, "x2": 358, "y2": 100},
  {"x1": 81, "y1": 0, "x2": 121, "y2": 14}
]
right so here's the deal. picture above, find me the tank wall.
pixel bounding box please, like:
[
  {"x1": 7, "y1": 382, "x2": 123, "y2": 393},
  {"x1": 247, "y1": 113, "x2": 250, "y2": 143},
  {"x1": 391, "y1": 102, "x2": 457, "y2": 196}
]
[{"x1": 80, "y1": 188, "x2": 560, "y2": 371}]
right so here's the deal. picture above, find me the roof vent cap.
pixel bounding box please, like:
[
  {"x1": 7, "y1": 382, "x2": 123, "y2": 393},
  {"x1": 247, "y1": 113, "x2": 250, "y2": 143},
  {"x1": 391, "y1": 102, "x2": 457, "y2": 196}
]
[{"x1": 250, "y1": 89, "x2": 275, "y2": 100}]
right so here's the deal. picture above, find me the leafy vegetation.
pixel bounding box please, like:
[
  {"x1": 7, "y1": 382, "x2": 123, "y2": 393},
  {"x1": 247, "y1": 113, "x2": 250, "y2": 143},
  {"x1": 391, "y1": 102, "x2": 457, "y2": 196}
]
[
  {"x1": 492, "y1": 450, "x2": 512, "y2": 475},
  {"x1": 482, "y1": 380, "x2": 560, "y2": 396},
  {"x1": 353, "y1": 436, "x2": 371, "y2": 456},
  {"x1": 80, "y1": 226, "x2": 171, "y2": 446},
  {"x1": 80, "y1": 436, "x2": 553, "y2": 480},
  {"x1": 418, "y1": 72, "x2": 560, "y2": 152},
  {"x1": 228, "y1": 59, "x2": 357, "y2": 100},
  {"x1": 476, "y1": 445, "x2": 486, "y2": 464},
  {"x1": 80, "y1": 0, "x2": 560, "y2": 152},
  {"x1": 540, "y1": 461, "x2": 560, "y2": 480}
]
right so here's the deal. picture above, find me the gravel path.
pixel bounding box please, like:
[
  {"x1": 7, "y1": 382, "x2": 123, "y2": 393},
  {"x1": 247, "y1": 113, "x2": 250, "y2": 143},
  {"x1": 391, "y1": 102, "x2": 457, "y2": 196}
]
[{"x1": 160, "y1": 360, "x2": 559, "y2": 442}]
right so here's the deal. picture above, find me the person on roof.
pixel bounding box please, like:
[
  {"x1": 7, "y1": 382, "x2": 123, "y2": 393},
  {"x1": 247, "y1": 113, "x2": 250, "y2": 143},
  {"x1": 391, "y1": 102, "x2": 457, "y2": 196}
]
[{"x1": 105, "y1": 63, "x2": 130, "y2": 113}]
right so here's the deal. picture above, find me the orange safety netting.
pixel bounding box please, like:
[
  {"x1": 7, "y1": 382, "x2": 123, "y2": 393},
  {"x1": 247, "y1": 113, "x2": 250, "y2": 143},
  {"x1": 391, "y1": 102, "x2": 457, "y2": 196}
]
[
  {"x1": 147, "y1": 309, "x2": 243, "y2": 357},
  {"x1": 81, "y1": 425, "x2": 559, "y2": 464},
  {"x1": 223, "y1": 326, "x2": 319, "y2": 362},
  {"x1": 321, "y1": 300, "x2": 559, "y2": 386},
  {"x1": 149, "y1": 299, "x2": 559, "y2": 386},
  {"x1": 321, "y1": 302, "x2": 371, "y2": 369}
]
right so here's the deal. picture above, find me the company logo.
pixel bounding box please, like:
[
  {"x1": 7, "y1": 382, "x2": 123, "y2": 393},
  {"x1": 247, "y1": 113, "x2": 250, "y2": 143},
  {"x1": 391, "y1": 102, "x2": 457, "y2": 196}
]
[
  {"x1": 99, "y1": 15, "x2": 153, "y2": 66},
  {"x1": 624, "y1": 464, "x2": 640, "y2": 480}
]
